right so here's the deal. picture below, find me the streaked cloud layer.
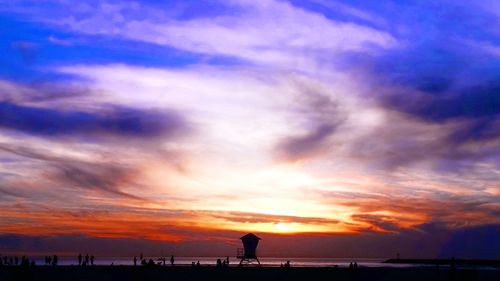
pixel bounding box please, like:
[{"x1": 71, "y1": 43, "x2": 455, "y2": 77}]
[{"x1": 0, "y1": 0, "x2": 499, "y2": 256}]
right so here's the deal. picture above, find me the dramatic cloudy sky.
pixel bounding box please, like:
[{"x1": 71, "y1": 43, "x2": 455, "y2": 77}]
[{"x1": 0, "y1": 0, "x2": 499, "y2": 258}]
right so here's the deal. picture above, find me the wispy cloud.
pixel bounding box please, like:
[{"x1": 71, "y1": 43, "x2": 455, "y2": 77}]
[{"x1": 6, "y1": 0, "x2": 398, "y2": 71}]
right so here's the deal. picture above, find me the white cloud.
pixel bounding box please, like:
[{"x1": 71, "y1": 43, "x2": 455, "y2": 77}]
[
  {"x1": 305, "y1": 0, "x2": 387, "y2": 26},
  {"x1": 50, "y1": 0, "x2": 398, "y2": 72},
  {"x1": 464, "y1": 39, "x2": 500, "y2": 57}
]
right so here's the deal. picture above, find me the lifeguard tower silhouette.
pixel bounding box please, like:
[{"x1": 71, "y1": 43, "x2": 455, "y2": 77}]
[{"x1": 237, "y1": 233, "x2": 261, "y2": 266}]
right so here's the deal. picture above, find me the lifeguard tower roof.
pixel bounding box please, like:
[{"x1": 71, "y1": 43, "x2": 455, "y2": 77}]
[{"x1": 240, "y1": 233, "x2": 261, "y2": 241}]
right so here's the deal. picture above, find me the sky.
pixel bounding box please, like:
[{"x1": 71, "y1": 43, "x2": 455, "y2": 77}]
[{"x1": 0, "y1": 0, "x2": 499, "y2": 258}]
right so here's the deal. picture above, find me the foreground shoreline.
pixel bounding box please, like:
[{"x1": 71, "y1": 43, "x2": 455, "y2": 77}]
[{"x1": 1, "y1": 266, "x2": 499, "y2": 281}]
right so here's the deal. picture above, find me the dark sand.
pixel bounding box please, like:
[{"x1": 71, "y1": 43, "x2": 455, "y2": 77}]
[
  {"x1": 385, "y1": 259, "x2": 500, "y2": 266},
  {"x1": 1, "y1": 266, "x2": 499, "y2": 281}
]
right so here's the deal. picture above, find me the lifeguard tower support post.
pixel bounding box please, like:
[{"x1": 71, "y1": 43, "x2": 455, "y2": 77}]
[{"x1": 237, "y1": 233, "x2": 261, "y2": 266}]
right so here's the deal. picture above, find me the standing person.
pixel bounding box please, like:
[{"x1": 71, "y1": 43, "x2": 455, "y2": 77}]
[
  {"x1": 85, "y1": 254, "x2": 89, "y2": 265},
  {"x1": 226, "y1": 256, "x2": 229, "y2": 266},
  {"x1": 90, "y1": 255, "x2": 94, "y2": 266},
  {"x1": 78, "y1": 253, "x2": 82, "y2": 266},
  {"x1": 133, "y1": 256, "x2": 137, "y2": 266},
  {"x1": 52, "y1": 255, "x2": 58, "y2": 266},
  {"x1": 170, "y1": 255, "x2": 174, "y2": 266}
]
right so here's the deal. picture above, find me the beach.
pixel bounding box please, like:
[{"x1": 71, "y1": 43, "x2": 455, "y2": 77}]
[{"x1": 1, "y1": 266, "x2": 499, "y2": 281}]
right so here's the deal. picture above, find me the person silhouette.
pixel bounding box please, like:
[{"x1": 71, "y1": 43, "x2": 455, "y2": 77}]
[
  {"x1": 78, "y1": 253, "x2": 82, "y2": 266},
  {"x1": 226, "y1": 256, "x2": 229, "y2": 266},
  {"x1": 90, "y1": 255, "x2": 94, "y2": 266},
  {"x1": 133, "y1": 256, "x2": 137, "y2": 266},
  {"x1": 170, "y1": 255, "x2": 174, "y2": 266},
  {"x1": 85, "y1": 254, "x2": 89, "y2": 265},
  {"x1": 196, "y1": 261, "x2": 200, "y2": 267},
  {"x1": 52, "y1": 255, "x2": 58, "y2": 266}
]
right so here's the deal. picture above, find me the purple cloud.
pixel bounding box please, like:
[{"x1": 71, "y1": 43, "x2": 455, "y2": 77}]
[{"x1": 0, "y1": 102, "x2": 188, "y2": 139}]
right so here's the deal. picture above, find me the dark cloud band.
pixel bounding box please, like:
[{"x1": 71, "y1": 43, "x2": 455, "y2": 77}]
[{"x1": 0, "y1": 102, "x2": 187, "y2": 139}]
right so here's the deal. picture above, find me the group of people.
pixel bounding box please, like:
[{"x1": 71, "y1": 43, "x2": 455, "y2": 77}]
[
  {"x1": 44, "y1": 255, "x2": 58, "y2": 266},
  {"x1": 131, "y1": 256, "x2": 233, "y2": 267},
  {"x1": 216, "y1": 257, "x2": 230, "y2": 267},
  {"x1": 280, "y1": 260, "x2": 291, "y2": 267},
  {"x1": 133, "y1": 254, "x2": 175, "y2": 266},
  {"x1": 77, "y1": 253, "x2": 95, "y2": 266},
  {"x1": 349, "y1": 262, "x2": 358, "y2": 269},
  {"x1": 0, "y1": 255, "x2": 36, "y2": 266}
]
